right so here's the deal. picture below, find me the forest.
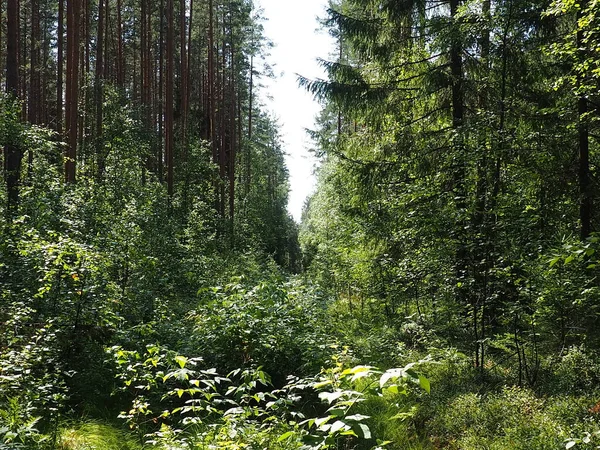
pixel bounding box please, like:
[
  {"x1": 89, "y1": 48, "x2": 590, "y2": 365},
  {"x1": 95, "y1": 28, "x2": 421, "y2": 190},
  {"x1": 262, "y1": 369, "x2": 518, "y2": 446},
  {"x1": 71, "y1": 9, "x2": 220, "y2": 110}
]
[{"x1": 1, "y1": 0, "x2": 600, "y2": 448}]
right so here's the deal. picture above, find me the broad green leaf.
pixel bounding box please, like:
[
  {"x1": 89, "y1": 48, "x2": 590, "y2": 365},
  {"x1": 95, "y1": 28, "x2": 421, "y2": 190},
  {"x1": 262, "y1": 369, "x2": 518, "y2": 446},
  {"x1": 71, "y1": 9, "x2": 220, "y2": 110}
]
[
  {"x1": 345, "y1": 414, "x2": 370, "y2": 421},
  {"x1": 315, "y1": 416, "x2": 332, "y2": 427},
  {"x1": 278, "y1": 431, "x2": 294, "y2": 442},
  {"x1": 326, "y1": 407, "x2": 346, "y2": 417},
  {"x1": 419, "y1": 374, "x2": 430, "y2": 393},
  {"x1": 319, "y1": 391, "x2": 344, "y2": 404},
  {"x1": 354, "y1": 423, "x2": 372, "y2": 439},
  {"x1": 330, "y1": 420, "x2": 347, "y2": 433},
  {"x1": 175, "y1": 355, "x2": 188, "y2": 368},
  {"x1": 313, "y1": 379, "x2": 333, "y2": 389}
]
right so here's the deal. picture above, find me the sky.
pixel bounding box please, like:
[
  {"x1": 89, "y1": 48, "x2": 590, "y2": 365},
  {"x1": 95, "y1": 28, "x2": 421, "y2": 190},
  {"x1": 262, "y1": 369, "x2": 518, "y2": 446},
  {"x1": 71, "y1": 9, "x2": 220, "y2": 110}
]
[{"x1": 256, "y1": 0, "x2": 334, "y2": 222}]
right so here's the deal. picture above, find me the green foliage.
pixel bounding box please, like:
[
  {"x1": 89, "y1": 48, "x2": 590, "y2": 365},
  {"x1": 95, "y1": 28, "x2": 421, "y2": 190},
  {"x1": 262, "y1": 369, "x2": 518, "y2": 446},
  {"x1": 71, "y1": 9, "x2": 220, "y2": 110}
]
[
  {"x1": 428, "y1": 387, "x2": 599, "y2": 450},
  {"x1": 0, "y1": 397, "x2": 47, "y2": 449},
  {"x1": 294, "y1": 360, "x2": 430, "y2": 449},
  {"x1": 5, "y1": 0, "x2": 600, "y2": 446},
  {"x1": 0, "y1": 94, "x2": 25, "y2": 149},
  {"x1": 0, "y1": 79, "x2": 302, "y2": 441},
  {"x1": 550, "y1": 346, "x2": 600, "y2": 395},
  {"x1": 190, "y1": 277, "x2": 332, "y2": 381},
  {"x1": 109, "y1": 339, "x2": 430, "y2": 450}
]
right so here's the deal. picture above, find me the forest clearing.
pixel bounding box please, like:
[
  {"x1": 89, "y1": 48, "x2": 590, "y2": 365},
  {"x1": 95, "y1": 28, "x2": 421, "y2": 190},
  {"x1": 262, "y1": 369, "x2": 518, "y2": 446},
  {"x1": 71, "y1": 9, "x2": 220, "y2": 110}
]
[{"x1": 2, "y1": 0, "x2": 600, "y2": 448}]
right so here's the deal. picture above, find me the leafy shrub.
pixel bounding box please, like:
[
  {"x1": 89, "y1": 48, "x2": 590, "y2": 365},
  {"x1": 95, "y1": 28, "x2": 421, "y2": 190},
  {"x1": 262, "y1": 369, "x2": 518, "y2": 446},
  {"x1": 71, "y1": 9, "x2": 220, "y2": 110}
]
[
  {"x1": 190, "y1": 278, "x2": 333, "y2": 383},
  {"x1": 549, "y1": 346, "x2": 600, "y2": 395}
]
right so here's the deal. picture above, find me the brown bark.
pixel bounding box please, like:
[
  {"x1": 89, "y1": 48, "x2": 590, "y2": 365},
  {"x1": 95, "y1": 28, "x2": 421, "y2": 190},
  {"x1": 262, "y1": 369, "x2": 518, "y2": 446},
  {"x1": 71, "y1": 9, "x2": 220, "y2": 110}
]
[
  {"x1": 186, "y1": 0, "x2": 193, "y2": 127},
  {"x1": 41, "y1": 12, "x2": 49, "y2": 125},
  {"x1": 158, "y1": 0, "x2": 164, "y2": 180},
  {"x1": 219, "y1": 12, "x2": 226, "y2": 218},
  {"x1": 95, "y1": 0, "x2": 105, "y2": 179},
  {"x1": 165, "y1": 0, "x2": 174, "y2": 196},
  {"x1": 20, "y1": 0, "x2": 27, "y2": 120},
  {"x1": 57, "y1": 0, "x2": 64, "y2": 133},
  {"x1": 65, "y1": 0, "x2": 80, "y2": 183},
  {"x1": 103, "y1": 0, "x2": 109, "y2": 79},
  {"x1": 141, "y1": 0, "x2": 149, "y2": 119},
  {"x1": 4, "y1": 0, "x2": 21, "y2": 213},
  {"x1": 229, "y1": 41, "x2": 236, "y2": 232},
  {"x1": 0, "y1": 0, "x2": 3, "y2": 88},
  {"x1": 449, "y1": 0, "x2": 468, "y2": 361},
  {"x1": 116, "y1": 0, "x2": 124, "y2": 85},
  {"x1": 27, "y1": 0, "x2": 41, "y2": 176},
  {"x1": 84, "y1": 0, "x2": 89, "y2": 74},
  {"x1": 180, "y1": 0, "x2": 188, "y2": 147},
  {"x1": 208, "y1": 0, "x2": 215, "y2": 161},
  {"x1": 28, "y1": 0, "x2": 40, "y2": 125}
]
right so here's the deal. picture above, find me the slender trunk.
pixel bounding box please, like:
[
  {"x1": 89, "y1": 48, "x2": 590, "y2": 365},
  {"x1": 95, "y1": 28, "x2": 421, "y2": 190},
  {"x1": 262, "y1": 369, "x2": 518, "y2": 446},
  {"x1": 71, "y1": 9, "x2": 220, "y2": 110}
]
[
  {"x1": 471, "y1": 0, "x2": 491, "y2": 373},
  {"x1": 65, "y1": 0, "x2": 80, "y2": 183},
  {"x1": 158, "y1": 0, "x2": 164, "y2": 180},
  {"x1": 20, "y1": 0, "x2": 27, "y2": 121},
  {"x1": 246, "y1": 53, "x2": 252, "y2": 196},
  {"x1": 248, "y1": 53, "x2": 253, "y2": 139},
  {"x1": 78, "y1": 5, "x2": 85, "y2": 163},
  {"x1": 579, "y1": 94, "x2": 591, "y2": 239},
  {"x1": 103, "y1": 0, "x2": 109, "y2": 79},
  {"x1": 578, "y1": 4, "x2": 591, "y2": 239},
  {"x1": 29, "y1": 0, "x2": 40, "y2": 125},
  {"x1": 165, "y1": 0, "x2": 174, "y2": 196},
  {"x1": 57, "y1": 0, "x2": 64, "y2": 133},
  {"x1": 27, "y1": 0, "x2": 40, "y2": 177},
  {"x1": 229, "y1": 19, "x2": 236, "y2": 239},
  {"x1": 208, "y1": 0, "x2": 215, "y2": 160},
  {"x1": 0, "y1": 0, "x2": 3, "y2": 88},
  {"x1": 180, "y1": 0, "x2": 188, "y2": 147},
  {"x1": 116, "y1": 0, "x2": 123, "y2": 85},
  {"x1": 5, "y1": 0, "x2": 21, "y2": 214},
  {"x1": 337, "y1": 36, "x2": 342, "y2": 136},
  {"x1": 182, "y1": 0, "x2": 193, "y2": 210},
  {"x1": 141, "y1": 0, "x2": 153, "y2": 172},
  {"x1": 449, "y1": 0, "x2": 469, "y2": 362},
  {"x1": 84, "y1": 0, "x2": 89, "y2": 74},
  {"x1": 95, "y1": 0, "x2": 104, "y2": 179},
  {"x1": 41, "y1": 11, "x2": 49, "y2": 124},
  {"x1": 219, "y1": 13, "x2": 226, "y2": 218},
  {"x1": 186, "y1": 0, "x2": 193, "y2": 131}
]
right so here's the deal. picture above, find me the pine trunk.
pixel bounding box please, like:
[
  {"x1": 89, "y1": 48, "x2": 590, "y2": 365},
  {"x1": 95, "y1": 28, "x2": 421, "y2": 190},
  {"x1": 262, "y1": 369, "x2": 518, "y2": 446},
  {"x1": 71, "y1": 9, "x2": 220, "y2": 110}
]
[{"x1": 4, "y1": 0, "x2": 21, "y2": 213}]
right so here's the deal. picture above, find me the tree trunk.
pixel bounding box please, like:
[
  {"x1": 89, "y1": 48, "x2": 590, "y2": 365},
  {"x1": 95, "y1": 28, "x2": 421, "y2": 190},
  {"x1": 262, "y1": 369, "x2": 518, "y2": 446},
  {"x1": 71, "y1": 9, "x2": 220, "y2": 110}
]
[
  {"x1": 65, "y1": 0, "x2": 80, "y2": 183},
  {"x1": 180, "y1": 0, "x2": 188, "y2": 147},
  {"x1": 116, "y1": 0, "x2": 124, "y2": 85},
  {"x1": 95, "y1": 0, "x2": 105, "y2": 180},
  {"x1": 158, "y1": 0, "x2": 164, "y2": 180},
  {"x1": 57, "y1": 0, "x2": 64, "y2": 133},
  {"x1": 4, "y1": 0, "x2": 21, "y2": 214},
  {"x1": 27, "y1": 0, "x2": 41, "y2": 176},
  {"x1": 578, "y1": 4, "x2": 591, "y2": 239},
  {"x1": 0, "y1": 0, "x2": 3, "y2": 88},
  {"x1": 165, "y1": 0, "x2": 174, "y2": 196}
]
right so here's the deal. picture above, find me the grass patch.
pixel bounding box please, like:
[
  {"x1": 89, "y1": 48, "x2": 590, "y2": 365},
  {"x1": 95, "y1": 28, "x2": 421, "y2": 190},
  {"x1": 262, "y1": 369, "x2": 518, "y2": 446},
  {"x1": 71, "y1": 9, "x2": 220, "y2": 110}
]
[{"x1": 57, "y1": 421, "x2": 142, "y2": 450}]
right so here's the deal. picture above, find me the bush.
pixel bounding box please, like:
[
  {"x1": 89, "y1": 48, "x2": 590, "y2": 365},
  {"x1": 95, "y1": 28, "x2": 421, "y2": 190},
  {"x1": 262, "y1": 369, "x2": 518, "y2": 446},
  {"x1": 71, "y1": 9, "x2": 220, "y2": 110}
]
[
  {"x1": 430, "y1": 387, "x2": 578, "y2": 449},
  {"x1": 549, "y1": 346, "x2": 600, "y2": 395},
  {"x1": 189, "y1": 278, "x2": 333, "y2": 384}
]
